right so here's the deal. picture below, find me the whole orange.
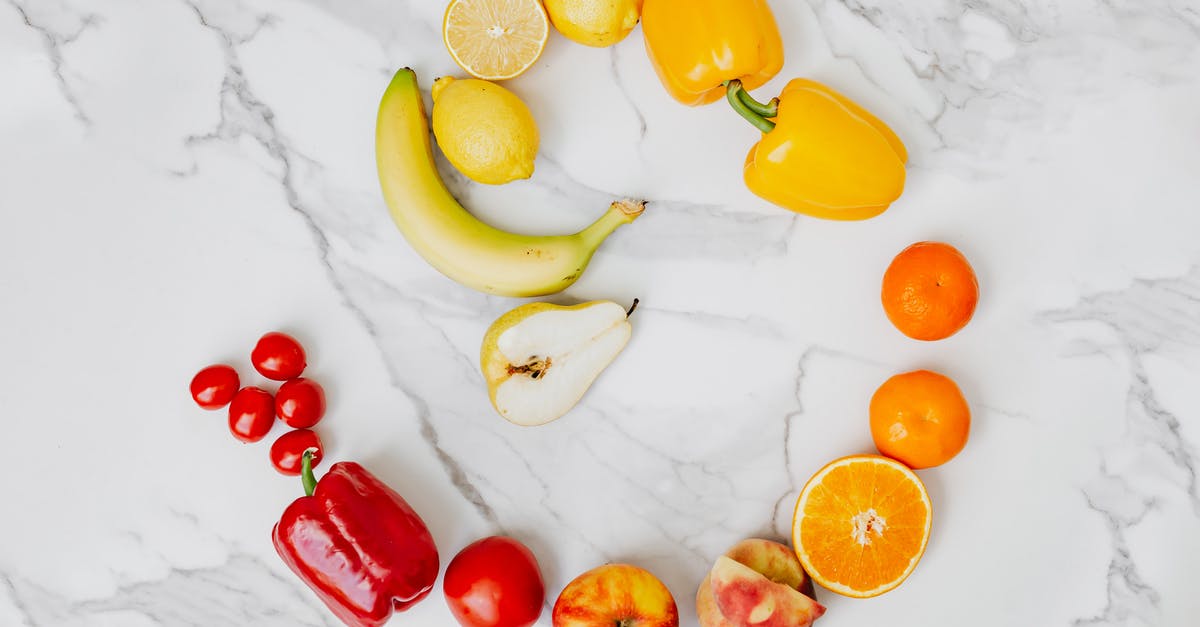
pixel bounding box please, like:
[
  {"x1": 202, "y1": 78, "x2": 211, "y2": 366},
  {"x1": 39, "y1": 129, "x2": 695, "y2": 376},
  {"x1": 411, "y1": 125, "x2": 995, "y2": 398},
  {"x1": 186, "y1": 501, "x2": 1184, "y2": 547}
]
[
  {"x1": 869, "y1": 369, "x2": 970, "y2": 469},
  {"x1": 881, "y1": 241, "x2": 978, "y2": 341}
]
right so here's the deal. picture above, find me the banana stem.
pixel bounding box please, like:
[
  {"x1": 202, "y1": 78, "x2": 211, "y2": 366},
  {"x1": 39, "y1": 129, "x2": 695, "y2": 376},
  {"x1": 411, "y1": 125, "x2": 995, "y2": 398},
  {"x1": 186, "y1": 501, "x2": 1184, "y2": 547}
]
[{"x1": 577, "y1": 200, "x2": 646, "y2": 249}]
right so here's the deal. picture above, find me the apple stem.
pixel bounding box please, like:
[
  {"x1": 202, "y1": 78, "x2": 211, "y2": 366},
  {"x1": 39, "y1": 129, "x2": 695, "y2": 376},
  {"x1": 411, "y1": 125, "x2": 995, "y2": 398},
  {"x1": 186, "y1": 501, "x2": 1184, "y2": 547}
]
[{"x1": 626, "y1": 299, "x2": 640, "y2": 318}]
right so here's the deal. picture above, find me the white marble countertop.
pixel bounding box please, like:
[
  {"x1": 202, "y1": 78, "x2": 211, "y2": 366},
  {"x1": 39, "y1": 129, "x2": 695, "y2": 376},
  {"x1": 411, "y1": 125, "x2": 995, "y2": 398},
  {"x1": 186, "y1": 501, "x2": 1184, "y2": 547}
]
[{"x1": 3, "y1": 1, "x2": 1199, "y2": 625}]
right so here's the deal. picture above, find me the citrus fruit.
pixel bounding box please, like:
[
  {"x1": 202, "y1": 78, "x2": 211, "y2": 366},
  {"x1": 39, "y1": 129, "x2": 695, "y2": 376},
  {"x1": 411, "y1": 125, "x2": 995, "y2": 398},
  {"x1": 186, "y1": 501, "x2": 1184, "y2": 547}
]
[
  {"x1": 431, "y1": 76, "x2": 539, "y2": 185},
  {"x1": 544, "y1": 0, "x2": 643, "y2": 47},
  {"x1": 870, "y1": 369, "x2": 970, "y2": 469},
  {"x1": 881, "y1": 241, "x2": 978, "y2": 341},
  {"x1": 792, "y1": 455, "x2": 932, "y2": 598},
  {"x1": 443, "y1": 0, "x2": 549, "y2": 81}
]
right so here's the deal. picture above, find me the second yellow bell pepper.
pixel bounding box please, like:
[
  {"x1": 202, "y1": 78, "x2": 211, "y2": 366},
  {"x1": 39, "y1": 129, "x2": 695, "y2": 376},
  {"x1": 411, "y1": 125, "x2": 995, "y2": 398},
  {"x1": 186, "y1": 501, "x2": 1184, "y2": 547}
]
[
  {"x1": 727, "y1": 79, "x2": 908, "y2": 220},
  {"x1": 641, "y1": 0, "x2": 784, "y2": 106}
]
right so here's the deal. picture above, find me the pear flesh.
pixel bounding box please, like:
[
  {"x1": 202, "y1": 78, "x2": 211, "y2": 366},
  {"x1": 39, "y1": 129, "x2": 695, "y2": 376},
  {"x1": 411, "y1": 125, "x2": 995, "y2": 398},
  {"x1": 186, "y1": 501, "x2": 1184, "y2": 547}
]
[{"x1": 482, "y1": 301, "x2": 631, "y2": 426}]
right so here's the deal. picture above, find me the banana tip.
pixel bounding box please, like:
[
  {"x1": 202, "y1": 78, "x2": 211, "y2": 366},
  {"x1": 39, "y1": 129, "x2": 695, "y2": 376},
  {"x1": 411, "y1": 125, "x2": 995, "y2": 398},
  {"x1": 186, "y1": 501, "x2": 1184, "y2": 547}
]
[{"x1": 615, "y1": 199, "x2": 647, "y2": 218}]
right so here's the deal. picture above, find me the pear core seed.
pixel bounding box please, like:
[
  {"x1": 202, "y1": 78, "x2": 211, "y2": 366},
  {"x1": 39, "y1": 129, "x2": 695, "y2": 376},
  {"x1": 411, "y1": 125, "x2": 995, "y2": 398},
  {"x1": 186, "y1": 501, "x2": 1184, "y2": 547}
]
[{"x1": 507, "y1": 357, "x2": 551, "y2": 379}]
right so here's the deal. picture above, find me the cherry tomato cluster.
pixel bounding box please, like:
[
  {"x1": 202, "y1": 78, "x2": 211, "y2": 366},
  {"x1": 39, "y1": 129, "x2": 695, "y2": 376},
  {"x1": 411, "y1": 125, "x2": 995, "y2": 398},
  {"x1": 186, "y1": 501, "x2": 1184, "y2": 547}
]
[{"x1": 189, "y1": 332, "x2": 327, "y2": 475}]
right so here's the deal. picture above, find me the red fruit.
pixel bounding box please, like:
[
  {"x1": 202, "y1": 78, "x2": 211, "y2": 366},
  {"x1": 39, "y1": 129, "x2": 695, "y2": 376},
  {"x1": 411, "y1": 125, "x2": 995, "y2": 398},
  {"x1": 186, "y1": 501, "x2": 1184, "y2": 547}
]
[
  {"x1": 275, "y1": 378, "x2": 326, "y2": 428},
  {"x1": 251, "y1": 332, "x2": 306, "y2": 380},
  {"x1": 444, "y1": 536, "x2": 545, "y2": 627},
  {"x1": 270, "y1": 429, "x2": 324, "y2": 475},
  {"x1": 228, "y1": 387, "x2": 275, "y2": 443},
  {"x1": 190, "y1": 365, "x2": 240, "y2": 410}
]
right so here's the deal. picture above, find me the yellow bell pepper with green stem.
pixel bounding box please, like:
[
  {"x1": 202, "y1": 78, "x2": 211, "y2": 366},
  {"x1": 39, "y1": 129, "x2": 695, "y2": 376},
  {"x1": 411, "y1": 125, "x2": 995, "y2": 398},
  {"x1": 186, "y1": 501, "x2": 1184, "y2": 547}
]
[
  {"x1": 641, "y1": 0, "x2": 784, "y2": 106},
  {"x1": 727, "y1": 79, "x2": 908, "y2": 220}
]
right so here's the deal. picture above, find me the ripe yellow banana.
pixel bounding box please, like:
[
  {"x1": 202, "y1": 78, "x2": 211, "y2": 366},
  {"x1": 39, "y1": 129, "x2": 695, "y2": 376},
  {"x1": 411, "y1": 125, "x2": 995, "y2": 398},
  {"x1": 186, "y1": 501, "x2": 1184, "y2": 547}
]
[{"x1": 375, "y1": 68, "x2": 645, "y2": 297}]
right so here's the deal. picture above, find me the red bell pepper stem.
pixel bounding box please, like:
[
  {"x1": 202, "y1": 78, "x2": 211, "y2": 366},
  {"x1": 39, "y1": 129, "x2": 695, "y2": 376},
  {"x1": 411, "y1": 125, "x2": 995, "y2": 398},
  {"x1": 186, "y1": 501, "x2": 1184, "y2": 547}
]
[
  {"x1": 301, "y1": 448, "x2": 318, "y2": 497},
  {"x1": 725, "y1": 80, "x2": 777, "y2": 133}
]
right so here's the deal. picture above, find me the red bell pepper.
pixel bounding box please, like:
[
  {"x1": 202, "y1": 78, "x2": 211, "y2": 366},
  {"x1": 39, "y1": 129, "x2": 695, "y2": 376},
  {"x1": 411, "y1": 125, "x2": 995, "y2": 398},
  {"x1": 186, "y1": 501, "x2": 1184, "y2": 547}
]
[{"x1": 273, "y1": 451, "x2": 439, "y2": 627}]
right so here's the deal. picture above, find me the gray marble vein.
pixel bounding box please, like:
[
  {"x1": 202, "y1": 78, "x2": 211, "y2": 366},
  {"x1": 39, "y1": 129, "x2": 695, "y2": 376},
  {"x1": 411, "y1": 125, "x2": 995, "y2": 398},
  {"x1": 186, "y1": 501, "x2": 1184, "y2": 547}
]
[
  {"x1": 5, "y1": 0, "x2": 99, "y2": 126},
  {"x1": 1045, "y1": 267, "x2": 1200, "y2": 625},
  {"x1": 1, "y1": 554, "x2": 337, "y2": 627}
]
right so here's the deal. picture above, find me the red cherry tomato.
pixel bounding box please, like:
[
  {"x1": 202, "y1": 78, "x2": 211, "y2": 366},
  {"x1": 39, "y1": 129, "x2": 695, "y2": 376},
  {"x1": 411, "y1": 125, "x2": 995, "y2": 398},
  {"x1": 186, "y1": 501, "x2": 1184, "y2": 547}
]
[
  {"x1": 228, "y1": 387, "x2": 275, "y2": 443},
  {"x1": 444, "y1": 536, "x2": 544, "y2": 627},
  {"x1": 251, "y1": 332, "x2": 306, "y2": 380},
  {"x1": 275, "y1": 378, "x2": 326, "y2": 428},
  {"x1": 269, "y1": 429, "x2": 324, "y2": 475},
  {"x1": 190, "y1": 365, "x2": 239, "y2": 410}
]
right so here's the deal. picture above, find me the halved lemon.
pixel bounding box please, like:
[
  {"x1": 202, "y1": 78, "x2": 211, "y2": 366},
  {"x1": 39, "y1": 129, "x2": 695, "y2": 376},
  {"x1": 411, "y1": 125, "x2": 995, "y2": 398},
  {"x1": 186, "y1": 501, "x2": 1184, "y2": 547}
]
[
  {"x1": 443, "y1": 0, "x2": 549, "y2": 81},
  {"x1": 792, "y1": 455, "x2": 933, "y2": 598}
]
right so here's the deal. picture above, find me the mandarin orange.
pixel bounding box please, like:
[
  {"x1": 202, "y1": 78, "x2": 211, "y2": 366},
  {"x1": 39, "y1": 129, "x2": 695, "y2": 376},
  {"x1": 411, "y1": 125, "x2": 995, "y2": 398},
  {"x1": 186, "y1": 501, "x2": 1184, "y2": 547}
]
[
  {"x1": 881, "y1": 241, "x2": 978, "y2": 341},
  {"x1": 870, "y1": 369, "x2": 970, "y2": 469}
]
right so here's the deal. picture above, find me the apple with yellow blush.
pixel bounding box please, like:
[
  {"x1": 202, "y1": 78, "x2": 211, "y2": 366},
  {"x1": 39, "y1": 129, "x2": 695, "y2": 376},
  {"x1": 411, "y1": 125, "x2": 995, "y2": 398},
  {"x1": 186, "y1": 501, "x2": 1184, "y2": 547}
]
[{"x1": 553, "y1": 563, "x2": 678, "y2": 627}]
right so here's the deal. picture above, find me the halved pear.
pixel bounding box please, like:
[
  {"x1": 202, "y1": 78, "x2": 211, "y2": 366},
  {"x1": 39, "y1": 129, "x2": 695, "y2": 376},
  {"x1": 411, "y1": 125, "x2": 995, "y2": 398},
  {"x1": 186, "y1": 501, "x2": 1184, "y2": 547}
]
[{"x1": 480, "y1": 300, "x2": 633, "y2": 426}]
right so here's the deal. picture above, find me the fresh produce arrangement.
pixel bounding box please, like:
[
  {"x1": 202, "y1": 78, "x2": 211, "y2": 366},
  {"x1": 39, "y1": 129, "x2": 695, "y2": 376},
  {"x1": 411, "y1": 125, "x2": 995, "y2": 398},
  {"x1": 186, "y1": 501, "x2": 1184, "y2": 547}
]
[
  {"x1": 375, "y1": 67, "x2": 645, "y2": 297},
  {"x1": 189, "y1": 0, "x2": 991, "y2": 624},
  {"x1": 189, "y1": 331, "x2": 328, "y2": 471}
]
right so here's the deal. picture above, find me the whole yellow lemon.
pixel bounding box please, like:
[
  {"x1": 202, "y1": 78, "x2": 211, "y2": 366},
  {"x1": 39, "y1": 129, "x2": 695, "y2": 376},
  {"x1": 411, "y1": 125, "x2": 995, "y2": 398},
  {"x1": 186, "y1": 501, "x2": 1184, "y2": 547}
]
[
  {"x1": 431, "y1": 76, "x2": 539, "y2": 185},
  {"x1": 544, "y1": 0, "x2": 643, "y2": 48}
]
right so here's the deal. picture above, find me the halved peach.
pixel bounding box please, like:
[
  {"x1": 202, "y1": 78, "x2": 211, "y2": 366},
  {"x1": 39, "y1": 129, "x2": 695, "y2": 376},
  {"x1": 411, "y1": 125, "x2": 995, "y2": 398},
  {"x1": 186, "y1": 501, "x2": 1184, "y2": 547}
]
[{"x1": 697, "y1": 539, "x2": 824, "y2": 627}]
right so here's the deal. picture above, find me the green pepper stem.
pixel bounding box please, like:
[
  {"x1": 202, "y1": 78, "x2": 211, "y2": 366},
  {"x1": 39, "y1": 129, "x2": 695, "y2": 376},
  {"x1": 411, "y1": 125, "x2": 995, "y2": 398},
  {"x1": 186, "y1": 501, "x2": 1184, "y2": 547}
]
[
  {"x1": 301, "y1": 448, "x2": 318, "y2": 497},
  {"x1": 738, "y1": 90, "x2": 779, "y2": 118},
  {"x1": 724, "y1": 80, "x2": 776, "y2": 133}
]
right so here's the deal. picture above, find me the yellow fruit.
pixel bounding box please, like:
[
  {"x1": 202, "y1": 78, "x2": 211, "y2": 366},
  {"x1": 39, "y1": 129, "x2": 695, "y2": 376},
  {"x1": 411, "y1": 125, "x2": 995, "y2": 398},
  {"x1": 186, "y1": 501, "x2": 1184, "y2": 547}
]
[
  {"x1": 375, "y1": 68, "x2": 645, "y2": 297},
  {"x1": 544, "y1": 0, "x2": 643, "y2": 47},
  {"x1": 443, "y1": 0, "x2": 549, "y2": 80},
  {"x1": 431, "y1": 76, "x2": 539, "y2": 185}
]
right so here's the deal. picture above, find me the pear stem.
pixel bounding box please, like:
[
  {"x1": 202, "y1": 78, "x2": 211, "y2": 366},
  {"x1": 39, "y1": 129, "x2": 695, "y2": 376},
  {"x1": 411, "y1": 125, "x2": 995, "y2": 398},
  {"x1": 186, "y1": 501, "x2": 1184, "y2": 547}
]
[{"x1": 626, "y1": 299, "x2": 640, "y2": 317}]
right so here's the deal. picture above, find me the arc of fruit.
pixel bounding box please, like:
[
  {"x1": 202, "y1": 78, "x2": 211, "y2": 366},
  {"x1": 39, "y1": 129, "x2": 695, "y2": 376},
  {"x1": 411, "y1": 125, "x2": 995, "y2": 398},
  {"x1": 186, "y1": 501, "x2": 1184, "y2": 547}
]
[{"x1": 375, "y1": 68, "x2": 645, "y2": 297}]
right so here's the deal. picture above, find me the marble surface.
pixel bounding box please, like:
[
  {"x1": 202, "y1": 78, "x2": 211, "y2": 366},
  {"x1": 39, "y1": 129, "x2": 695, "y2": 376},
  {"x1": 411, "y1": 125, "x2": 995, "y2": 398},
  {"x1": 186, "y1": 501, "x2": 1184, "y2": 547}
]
[{"x1": 3, "y1": 0, "x2": 1199, "y2": 625}]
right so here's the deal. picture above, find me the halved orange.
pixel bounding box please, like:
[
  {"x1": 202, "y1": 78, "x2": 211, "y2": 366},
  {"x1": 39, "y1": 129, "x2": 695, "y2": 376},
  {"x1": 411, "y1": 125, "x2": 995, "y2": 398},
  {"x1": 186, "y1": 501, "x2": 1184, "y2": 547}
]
[
  {"x1": 443, "y1": 0, "x2": 549, "y2": 81},
  {"x1": 792, "y1": 455, "x2": 932, "y2": 598}
]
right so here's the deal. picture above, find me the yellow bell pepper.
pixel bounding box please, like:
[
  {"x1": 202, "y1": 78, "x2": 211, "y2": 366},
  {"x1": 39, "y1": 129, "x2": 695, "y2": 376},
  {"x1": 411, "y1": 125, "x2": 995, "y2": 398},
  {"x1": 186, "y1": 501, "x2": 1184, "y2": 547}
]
[
  {"x1": 727, "y1": 79, "x2": 908, "y2": 220},
  {"x1": 641, "y1": 0, "x2": 784, "y2": 106}
]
